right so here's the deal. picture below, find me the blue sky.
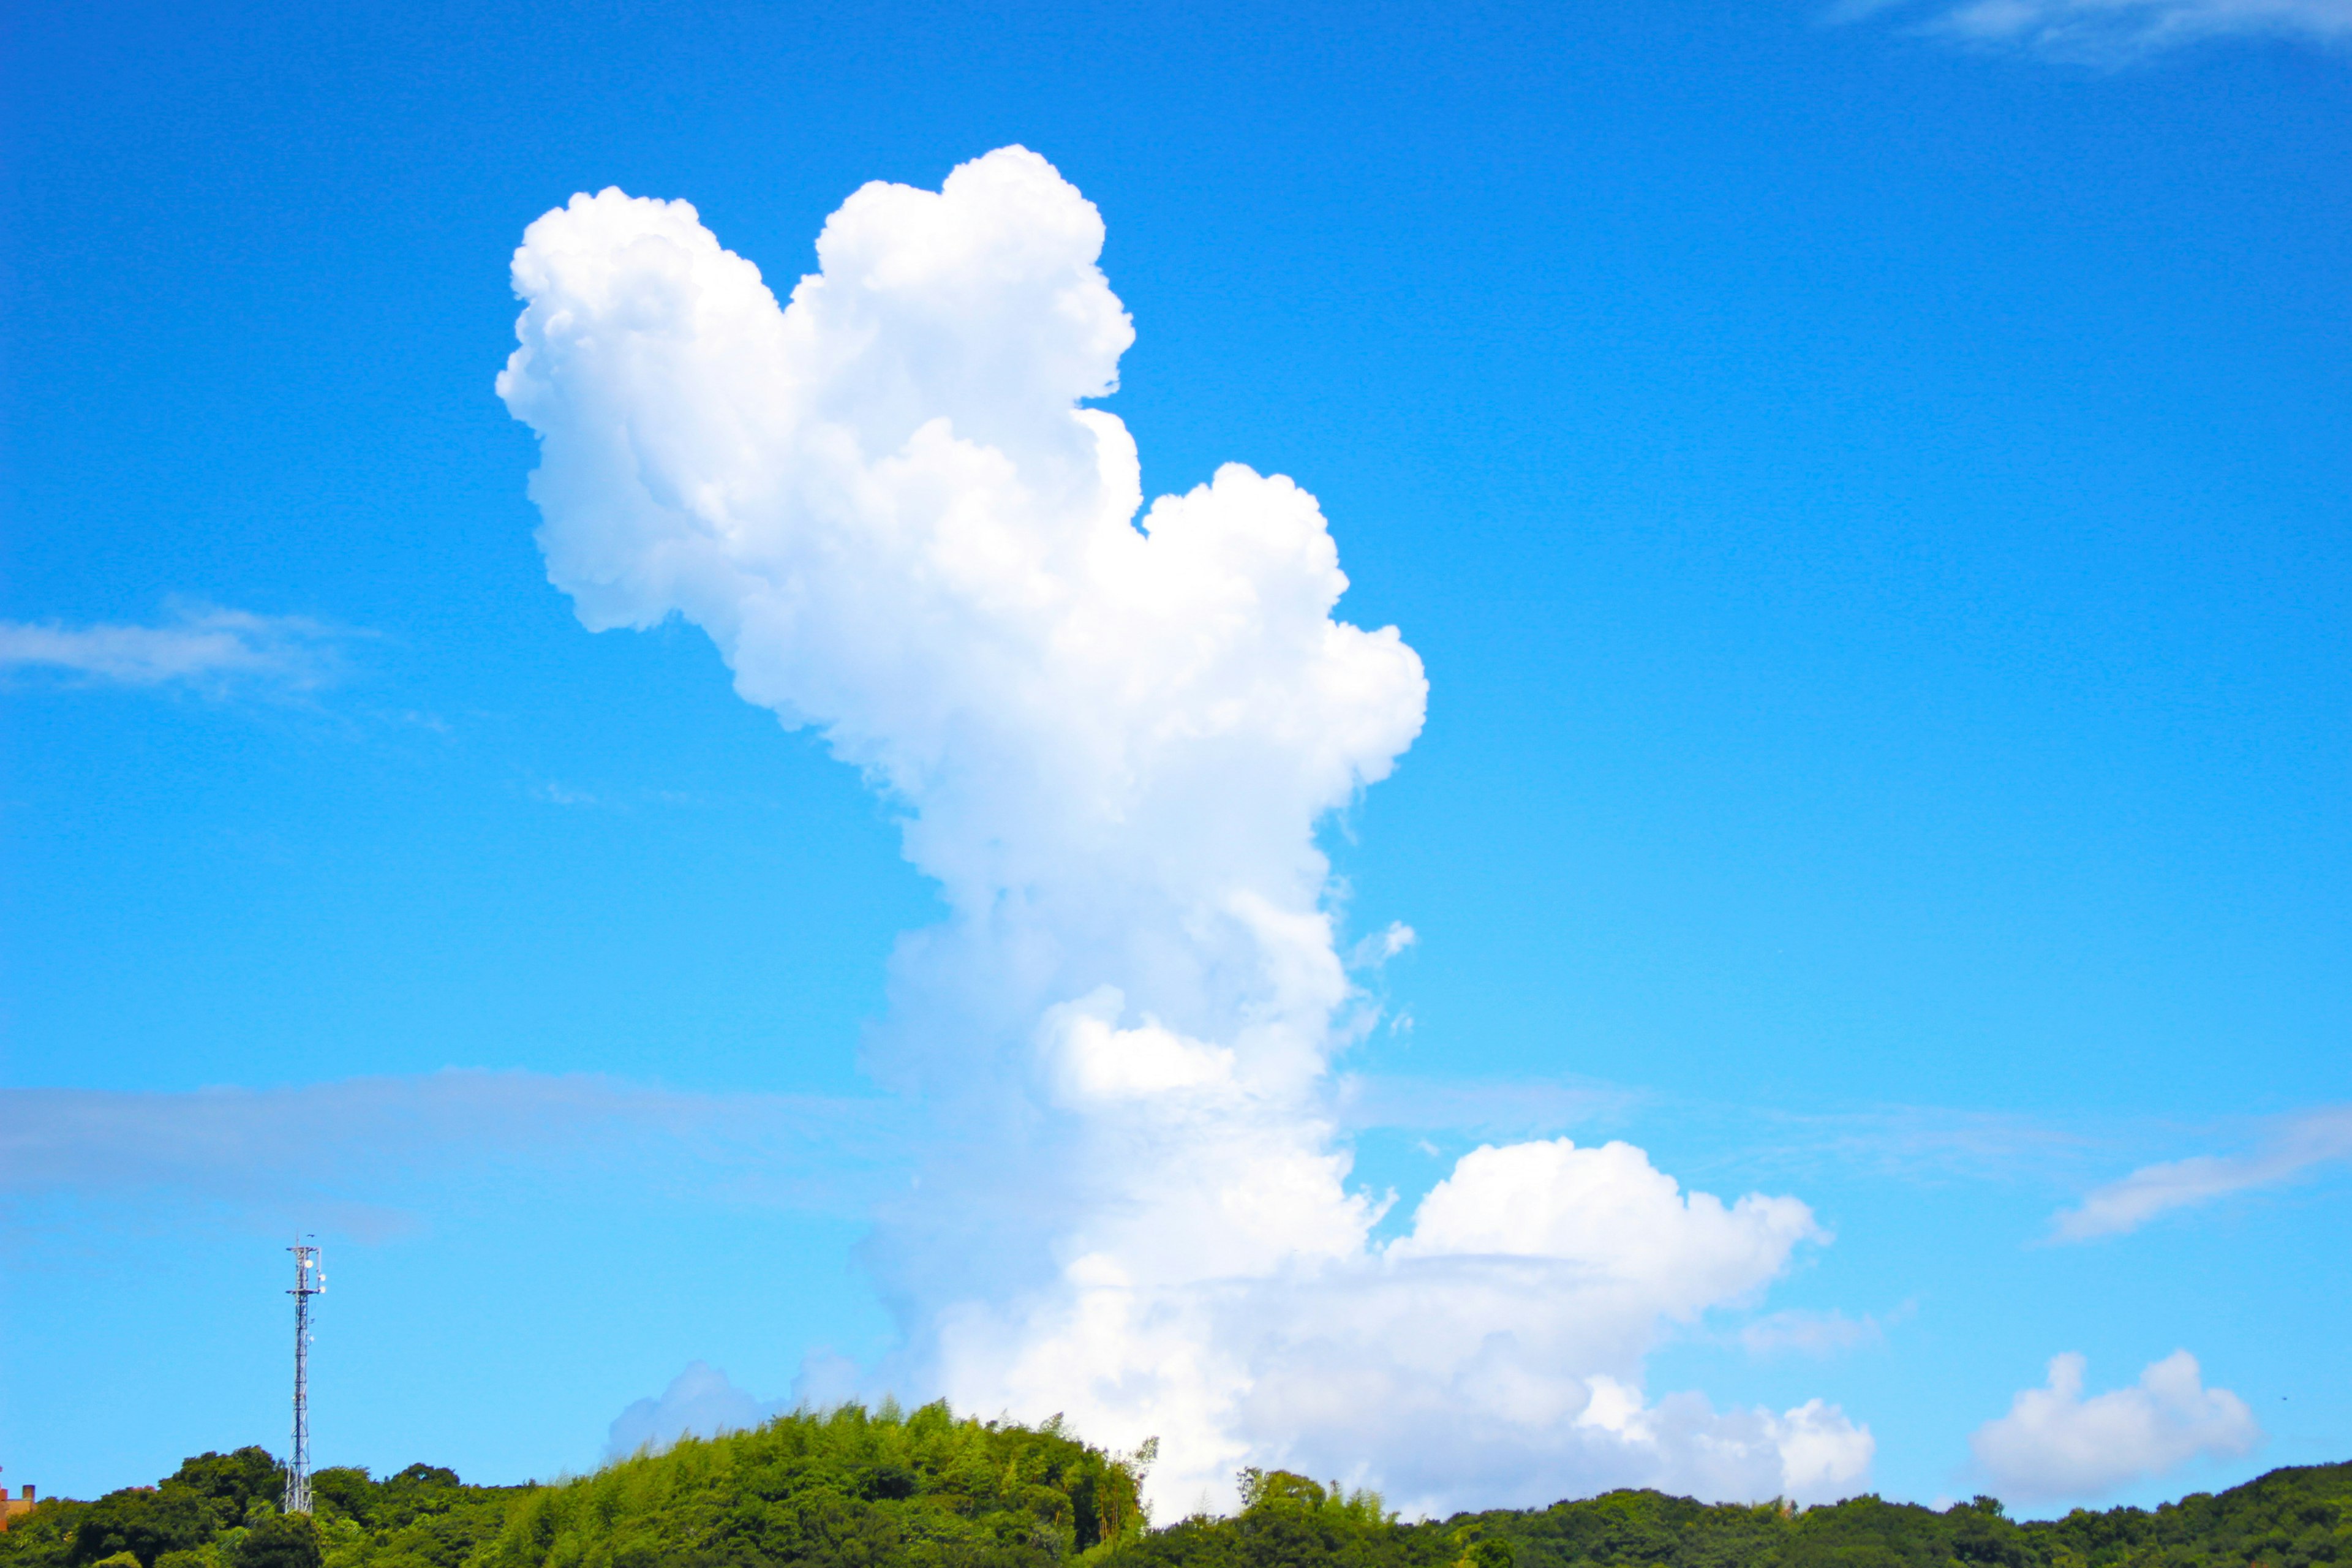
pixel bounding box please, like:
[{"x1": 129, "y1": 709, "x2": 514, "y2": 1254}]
[{"x1": 4, "y1": 0, "x2": 2348, "y2": 1522}]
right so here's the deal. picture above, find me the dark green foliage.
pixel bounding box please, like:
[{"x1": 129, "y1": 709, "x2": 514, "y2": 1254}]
[
  {"x1": 1, "y1": 1449, "x2": 295, "y2": 1568},
  {"x1": 1464, "y1": 1490, "x2": 1789, "y2": 1568},
  {"x1": 306, "y1": 1461, "x2": 533, "y2": 1568},
  {"x1": 0, "y1": 1501, "x2": 89, "y2": 1567},
  {"x1": 1106, "y1": 1466, "x2": 2352, "y2": 1568},
  {"x1": 169, "y1": 1454, "x2": 287, "y2": 1527},
  {"x1": 62, "y1": 1485, "x2": 216, "y2": 1567},
  {"x1": 0, "y1": 1452, "x2": 527, "y2": 1568},
  {"x1": 233, "y1": 1519, "x2": 321, "y2": 1568},
  {"x1": 1090, "y1": 1466, "x2": 1407, "y2": 1568},
  {"x1": 1117, "y1": 1509, "x2": 1425, "y2": 1568},
  {"x1": 2026, "y1": 1465, "x2": 2352, "y2": 1568}
]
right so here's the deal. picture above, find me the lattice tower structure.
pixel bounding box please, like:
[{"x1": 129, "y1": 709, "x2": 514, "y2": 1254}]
[{"x1": 285, "y1": 1243, "x2": 322, "y2": 1516}]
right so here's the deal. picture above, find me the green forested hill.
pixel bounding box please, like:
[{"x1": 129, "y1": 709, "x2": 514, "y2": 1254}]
[
  {"x1": 2, "y1": 1405, "x2": 2343, "y2": 1568},
  {"x1": 0, "y1": 1404, "x2": 1140, "y2": 1568},
  {"x1": 1116, "y1": 1463, "x2": 2351, "y2": 1568},
  {"x1": 0, "y1": 1444, "x2": 525, "y2": 1568}
]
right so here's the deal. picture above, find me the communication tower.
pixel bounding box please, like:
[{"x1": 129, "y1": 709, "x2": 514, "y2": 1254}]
[{"x1": 285, "y1": 1241, "x2": 324, "y2": 1516}]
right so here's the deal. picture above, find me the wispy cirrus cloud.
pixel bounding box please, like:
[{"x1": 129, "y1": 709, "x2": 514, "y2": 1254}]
[
  {"x1": 0, "y1": 1071, "x2": 904, "y2": 1240},
  {"x1": 1334, "y1": 1072, "x2": 1635, "y2": 1139},
  {"x1": 1738, "y1": 1303, "x2": 1913, "y2": 1359},
  {"x1": 1842, "y1": 0, "x2": 2352, "y2": 61},
  {"x1": 2049, "y1": 1104, "x2": 2352, "y2": 1242},
  {"x1": 0, "y1": 600, "x2": 358, "y2": 698},
  {"x1": 1686, "y1": 1101, "x2": 2099, "y2": 1194}
]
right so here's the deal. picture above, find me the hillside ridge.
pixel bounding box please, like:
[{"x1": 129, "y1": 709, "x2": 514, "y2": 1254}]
[{"x1": 3, "y1": 1404, "x2": 2341, "y2": 1568}]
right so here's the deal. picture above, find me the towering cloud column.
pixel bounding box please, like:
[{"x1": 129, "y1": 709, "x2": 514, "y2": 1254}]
[{"x1": 499, "y1": 146, "x2": 1870, "y2": 1515}]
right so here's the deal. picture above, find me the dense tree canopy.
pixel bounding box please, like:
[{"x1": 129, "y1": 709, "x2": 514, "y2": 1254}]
[
  {"x1": 2, "y1": 1409, "x2": 2342, "y2": 1568},
  {"x1": 0, "y1": 1448, "x2": 516, "y2": 1568},
  {"x1": 1109, "y1": 1466, "x2": 2352, "y2": 1568},
  {"x1": 477, "y1": 1400, "x2": 1150, "y2": 1568}
]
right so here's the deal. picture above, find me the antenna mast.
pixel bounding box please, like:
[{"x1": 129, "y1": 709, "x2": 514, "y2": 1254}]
[{"x1": 285, "y1": 1241, "x2": 323, "y2": 1516}]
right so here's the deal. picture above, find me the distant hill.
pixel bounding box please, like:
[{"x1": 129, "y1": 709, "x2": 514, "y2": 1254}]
[{"x1": 2, "y1": 1403, "x2": 2342, "y2": 1568}]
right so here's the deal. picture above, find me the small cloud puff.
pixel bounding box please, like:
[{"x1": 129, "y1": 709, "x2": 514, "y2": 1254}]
[
  {"x1": 1970, "y1": 1351, "x2": 2259, "y2": 1501},
  {"x1": 1390, "y1": 1139, "x2": 1821, "y2": 1319},
  {"x1": 1349, "y1": 921, "x2": 1417, "y2": 969},
  {"x1": 607, "y1": 1362, "x2": 783, "y2": 1459}
]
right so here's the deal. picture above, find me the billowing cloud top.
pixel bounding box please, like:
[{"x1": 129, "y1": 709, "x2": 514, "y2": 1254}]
[
  {"x1": 499, "y1": 150, "x2": 1421, "y2": 947},
  {"x1": 499, "y1": 146, "x2": 1869, "y2": 1516}
]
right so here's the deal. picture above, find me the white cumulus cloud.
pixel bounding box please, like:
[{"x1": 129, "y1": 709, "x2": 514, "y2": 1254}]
[
  {"x1": 1970, "y1": 1351, "x2": 2260, "y2": 1501},
  {"x1": 499, "y1": 146, "x2": 1871, "y2": 1515}
]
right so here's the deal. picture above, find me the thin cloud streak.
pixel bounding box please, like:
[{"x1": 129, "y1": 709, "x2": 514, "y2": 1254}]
[
  {"x1": 0, "y1": 600, "x2": 357, "y2": 696},
  {"x1": 1738, "y1": 1306, "x2": 1896, "y2": 1359},
  {"x1": 1842, "y1": 0, "x2": 2352, "y2": 59},
  {"x1": 1343, "y1": 1075, "x2": 2087, "y2": 1182},
  {"x1": 1334, "y1": 1073, "x2": 1635, "y2": 1139},
  {"x1": 0, "y1": 1071, "x2": 906, "y2": 1236},
  {"x1": 2049, "y1": 1104, "x2": 2352, "y2": 1242},
  {"x1": 1655, "y1": 1101, "x2": 2101, "y2": 1196}
]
